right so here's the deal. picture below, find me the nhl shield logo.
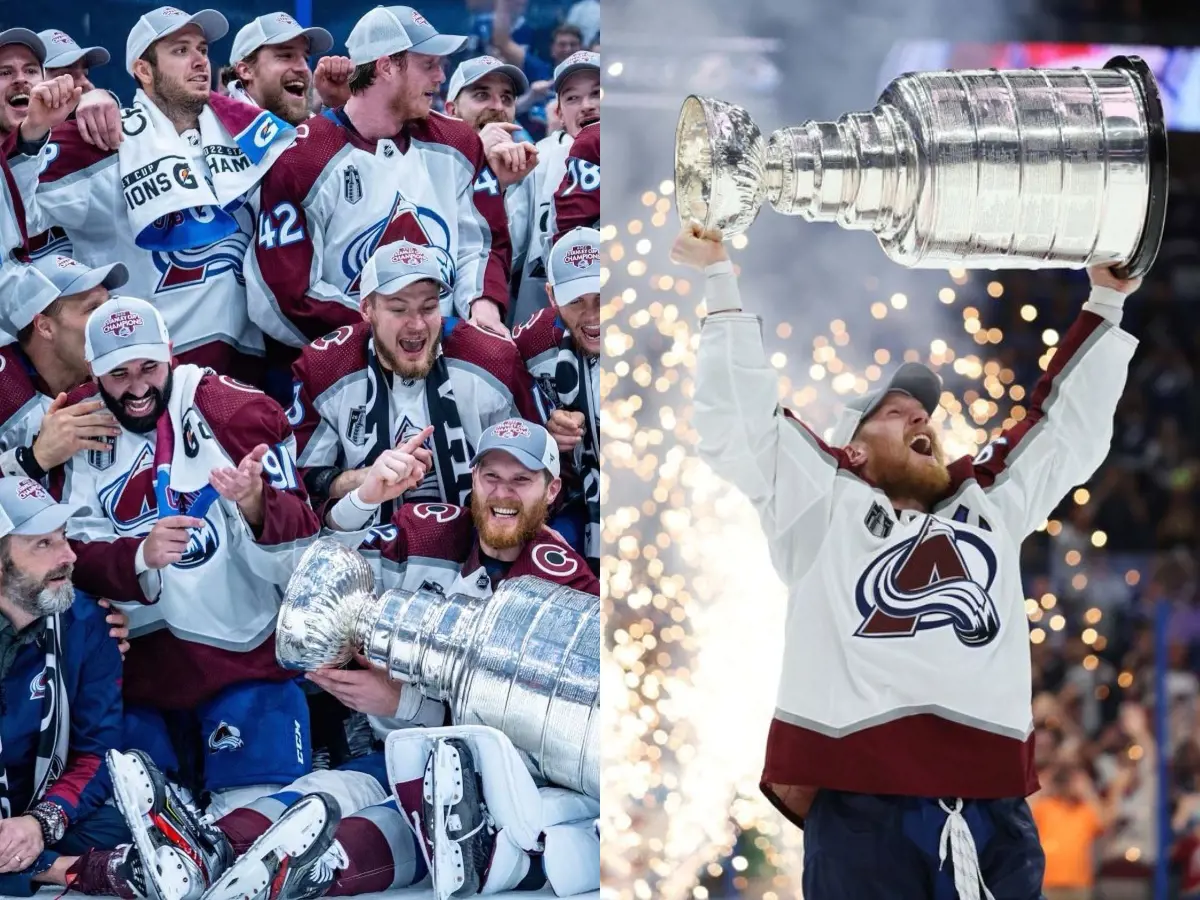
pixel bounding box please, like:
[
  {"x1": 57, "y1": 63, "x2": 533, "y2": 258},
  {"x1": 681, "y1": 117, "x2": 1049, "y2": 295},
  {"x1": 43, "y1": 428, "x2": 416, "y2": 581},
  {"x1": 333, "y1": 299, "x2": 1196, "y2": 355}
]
[
  {"x1": 344, "y1": 165, "x2": 363, "y2": 205},
  {"x1": 854, "y1": 517, "x2": 999, "y2": 647},
  {"x1": 346, "y1": 406, "x2": 368, "y2": 446},
  {"x1": 88, "y1": 436, "x2": 116, "y2": 471}
]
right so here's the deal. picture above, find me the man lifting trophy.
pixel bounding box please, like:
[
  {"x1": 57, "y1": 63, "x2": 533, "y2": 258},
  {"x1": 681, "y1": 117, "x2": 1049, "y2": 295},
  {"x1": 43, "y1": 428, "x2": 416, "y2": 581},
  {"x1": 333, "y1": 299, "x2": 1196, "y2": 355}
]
[{"x1": 673, "y1": 57, "x2": 1166, "y2": 898}]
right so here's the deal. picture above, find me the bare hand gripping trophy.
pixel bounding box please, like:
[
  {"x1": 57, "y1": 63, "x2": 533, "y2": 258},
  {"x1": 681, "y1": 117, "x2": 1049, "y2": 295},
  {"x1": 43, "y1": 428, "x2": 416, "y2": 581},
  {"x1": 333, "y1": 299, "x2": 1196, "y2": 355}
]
[
  {"x1": 675, "y1": 55, "x2": 1168, "y2": 276},
  {"x1": 276, "y1": 539, "x2": 600, "y2": 799}
]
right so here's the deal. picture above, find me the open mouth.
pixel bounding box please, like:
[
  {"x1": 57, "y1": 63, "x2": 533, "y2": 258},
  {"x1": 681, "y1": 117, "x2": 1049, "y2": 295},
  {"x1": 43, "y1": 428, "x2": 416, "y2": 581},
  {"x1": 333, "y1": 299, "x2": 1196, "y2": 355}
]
[
  {"x1": 283, "y1": 79, "x2": 307, "y2": 97},
  {"x1": 490, "y1": 506, "x2": 519, "y2": 520},
  {"x1": 125, "y1": 395, "x2": 155, "y2": 416},
  {"x1": 579, "y1": 115, "x2": 599, "y2": 128},
  {"x1": 398, "y1": 337, "x2": 427, "y2": 356},
  {"x1": 909, "y1": 434, "x2": 934, "y2": 457},
  {"x1": 7, "y1": 92, "x2": 29, "y2": 109},
  {"x1": 580, "y1": 324, "x2": 600, "y2": 341}
]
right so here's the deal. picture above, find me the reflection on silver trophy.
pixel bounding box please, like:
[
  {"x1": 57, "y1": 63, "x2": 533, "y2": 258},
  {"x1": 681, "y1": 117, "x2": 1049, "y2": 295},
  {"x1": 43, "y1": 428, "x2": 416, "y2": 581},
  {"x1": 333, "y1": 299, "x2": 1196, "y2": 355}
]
[
  {"x1": 675, "y1": 55, "x2": 1168, "y2": 276},
  {"x1": 277, "y1": 539, "x2": 600, "y2": 798}
]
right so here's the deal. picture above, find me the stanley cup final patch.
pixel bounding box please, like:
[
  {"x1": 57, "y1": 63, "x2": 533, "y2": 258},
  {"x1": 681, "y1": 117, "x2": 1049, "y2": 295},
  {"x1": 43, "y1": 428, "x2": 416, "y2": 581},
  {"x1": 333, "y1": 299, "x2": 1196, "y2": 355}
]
[{"x1": 864, "y1": 502, "x2": 894, "y2": 539}]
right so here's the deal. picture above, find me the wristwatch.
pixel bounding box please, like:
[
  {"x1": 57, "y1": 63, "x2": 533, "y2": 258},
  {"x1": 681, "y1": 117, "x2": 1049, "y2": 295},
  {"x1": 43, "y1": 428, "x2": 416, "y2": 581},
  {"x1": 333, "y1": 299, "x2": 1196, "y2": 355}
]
[{"x1": 29, "y1": 801, "x2": 67, "y2": 845}]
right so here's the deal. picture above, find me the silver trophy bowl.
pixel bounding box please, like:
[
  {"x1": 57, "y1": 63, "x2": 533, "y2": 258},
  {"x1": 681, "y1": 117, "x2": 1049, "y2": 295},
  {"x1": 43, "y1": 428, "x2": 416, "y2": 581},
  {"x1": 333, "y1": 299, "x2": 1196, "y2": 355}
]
[
  {"x1": 675, "y1": 55, "x2": 1168, "y2": 277},
  {"x1": 278, "y1": 540, "x2": 600, "y2": 798}
]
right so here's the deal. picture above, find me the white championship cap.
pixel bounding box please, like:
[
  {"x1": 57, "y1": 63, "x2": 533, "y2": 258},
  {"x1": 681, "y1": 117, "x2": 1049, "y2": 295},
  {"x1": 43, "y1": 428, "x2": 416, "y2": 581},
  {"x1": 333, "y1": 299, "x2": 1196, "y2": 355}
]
[
  {"x1": 547, "y1": 227, "x2": 601, "y2": 306},
  {"x1": 9, "y1": 255, "x2": 128, "y2": 335},
  {"x1": 85, "y1": 297, "x2": 172, "y2": 376},
  {"x1": 345, "y1": 6, "x2": 414, "y2": 65},
  {"x1": 360, "y1": 240, "x2": 452, "y2": 298},
  {"x1": 552, "y1": 49, "x2": 598, "y2": 93},
  {"x1": 230, "y1": 11, "x2": 333, "y2": 65},
  {"x1": 0, "y1": 477, "x2": 77, "y2": 539},
  {"x1": 447, "y1": 54, "x2": 529, "y2": 103},
  {"x1": 126, "y1": 6, "x2": 228, "y2": 76},
  {"x1": 39, "y1": 29, "x2": 110, "y2": 69},
  {"x1": 470, "y1": 418, "x2": 560, "y2": 479}
]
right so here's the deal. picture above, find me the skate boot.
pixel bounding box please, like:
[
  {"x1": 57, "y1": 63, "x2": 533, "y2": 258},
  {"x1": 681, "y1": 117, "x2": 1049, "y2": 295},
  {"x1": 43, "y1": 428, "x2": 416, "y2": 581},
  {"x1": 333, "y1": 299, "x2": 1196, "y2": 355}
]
[
  {"x1": 201, "y1": 791, "x2": 346, "y2": 900},
  {"x1": 421, "y1": 738, "x2": 496, "y2": 900},
  {"x1": 107, "y1": 749, "x2": 234, "y2": 900}
]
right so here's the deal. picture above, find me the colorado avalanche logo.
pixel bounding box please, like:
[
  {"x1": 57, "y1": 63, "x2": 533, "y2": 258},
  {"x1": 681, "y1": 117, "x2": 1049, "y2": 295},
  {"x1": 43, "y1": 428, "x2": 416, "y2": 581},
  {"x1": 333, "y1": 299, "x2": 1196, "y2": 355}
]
[
  {"x1": 152, "y1": 205, "x2": 252, "y2": 292},
  {"x1": 100, "y1": 445, "x2": 158, "y2": 530},
  {"x1": 342, "y1": 195, "x2": 454, "y2": 296},
  {"x1": 412, "y1": 503, "x2": 461, "y2": 523},
  {"x1": 563, "y1": 244, "x2": 599, "y2": 269},
  {"x1": 29, "y1": 668, "x2": 48, "y2": 700},
  {"x1": 855, "y1": 517, "x2": 999, "y2": 647},
  {"x1": 208, "y1": 722, "x2": 244, "y2": 751},
  {"x1": 176, "y1": 517, "x2": 220, "y2": 569},
  {"x1": 531, "y1": 543, "x2": 578, "y2": 579}
]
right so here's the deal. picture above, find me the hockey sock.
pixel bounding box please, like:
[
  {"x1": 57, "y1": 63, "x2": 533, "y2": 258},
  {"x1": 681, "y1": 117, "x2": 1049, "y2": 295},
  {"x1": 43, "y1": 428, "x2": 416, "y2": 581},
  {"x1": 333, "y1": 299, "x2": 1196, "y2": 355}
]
[
  {"x1": 326, "y1": 802, "x2": 427, "y2": 896},
  {"x1": 214, "y1": 789, "x2": 305, "y2": 854}
]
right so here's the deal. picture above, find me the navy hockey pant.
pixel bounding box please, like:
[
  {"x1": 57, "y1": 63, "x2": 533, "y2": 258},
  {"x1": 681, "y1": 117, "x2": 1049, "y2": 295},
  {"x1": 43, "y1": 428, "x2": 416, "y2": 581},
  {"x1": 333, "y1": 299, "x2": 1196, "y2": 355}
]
[
  {"x1": 0, "y1": 803, "x2": 130, "y2": 896},
  {"x1": 802, "y1": 790, "x2": 1046, "y2": 900}
]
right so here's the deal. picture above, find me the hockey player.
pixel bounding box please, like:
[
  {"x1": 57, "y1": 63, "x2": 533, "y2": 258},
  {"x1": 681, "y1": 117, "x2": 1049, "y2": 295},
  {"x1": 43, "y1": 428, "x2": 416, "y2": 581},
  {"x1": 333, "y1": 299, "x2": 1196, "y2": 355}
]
[
  {"x1": 0, "y1": 255, "x2": 126, "y2": 480},
  {"x1": 552, "y1": 118, "x2": 598, "y2": 243},
  {"x1": 0, "y1": 477, "x2": 127, "y2": 897},
  {"x1": 88, "y1": 420, "x2": 596, "y2": 900},
  {"x1": 289, "y1": 239, "x2": 537, "y2": 522},
  {"x1": 226, "y1": 12, "x2": 353, "y2": 126},
  {"x1": 510, "y1": 50, "x2": 599, "y2": 325},
  {"x1": 676, "y1": 220, "x2": 1143, "y2": 899},
  {"x1": 10, "y1": 6, "x2": 298, "y2": 386},
  {"x1": 38, "y1": 29, "x2": 110, "y2": 109},
  {"x1": 245, "y1": 4, "x2": 515, "y2": 357},
  {"x1": 50, "y1": 296, "x2": 322, "y2": 818},
  {"x1": 515, "y1": 227, "x2": 599, "y2": 571}
]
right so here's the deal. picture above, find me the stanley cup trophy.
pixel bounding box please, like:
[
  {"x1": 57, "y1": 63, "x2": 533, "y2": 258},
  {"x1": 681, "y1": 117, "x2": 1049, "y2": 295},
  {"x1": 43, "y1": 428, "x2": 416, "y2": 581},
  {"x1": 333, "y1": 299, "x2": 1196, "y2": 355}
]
[
  {"x1": 276, "y1": 540, "x2": 600, "y2": 799},
  {"x1": 675, "y1": 55, "x2": 1169, "y2": 277}
]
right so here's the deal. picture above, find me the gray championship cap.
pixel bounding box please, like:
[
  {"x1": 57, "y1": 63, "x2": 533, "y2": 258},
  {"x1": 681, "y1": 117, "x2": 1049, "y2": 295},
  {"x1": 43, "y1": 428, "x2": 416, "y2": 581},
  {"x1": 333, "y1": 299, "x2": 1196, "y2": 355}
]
[
  {"x1": 829, "y1": 362, "x2": 943, "y2": 446},
  {"x1": 126, "y1": 6, "x2": 229, "y2": 76},
  {"x1": 447, "y1": 54, "x2": 529, "y2": 103},
  {"x1": 9, "y1": 255, "x2": 129, "y2": 334},
  {"x1": 345, "y1": 6, "x2": 415, "y2": 65},
  {"x1": 470, "y1": 418, "x2": 560, "y2": 479},
  {"x1": 391, "y1": 6, "x2": 465, "y2": 57},
  {"x1": 552, "y1": 49, "x2": 598, "y2": 93},
  {"x1": 0, "y1": 29, "x2": 47, "y2": 64},
  {"x1": 360, "y1": 240, "x2": 451, "y2": 297},
  {"x1": 39, "y1": 29, "x2": 110, "y2": 69},
  {"x1": 85, "y1": 297, "x2": 172, "y2": 376},
  {"x1": 0, "y1": 477, "x2": 76, "y2": 539},
  {"x1": 230, "y1": 12, "x2": 334, "y2": 65},
  {"x1": 547, "y1": 227, "x2": 600, "y2": 305}
]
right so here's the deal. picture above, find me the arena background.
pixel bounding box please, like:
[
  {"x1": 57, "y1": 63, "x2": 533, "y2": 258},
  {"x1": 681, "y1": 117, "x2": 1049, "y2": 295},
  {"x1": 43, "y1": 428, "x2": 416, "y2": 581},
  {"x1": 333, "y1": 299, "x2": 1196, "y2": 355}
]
[{"x1": 601, "y1": 1, "x2": 1200, "y2": 898}]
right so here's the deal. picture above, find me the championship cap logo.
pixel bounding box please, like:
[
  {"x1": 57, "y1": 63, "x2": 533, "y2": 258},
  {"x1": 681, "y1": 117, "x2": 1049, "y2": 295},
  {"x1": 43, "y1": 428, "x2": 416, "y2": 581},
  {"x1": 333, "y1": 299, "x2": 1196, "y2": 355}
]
[
  {"x1": 102, "y1": 310, "x2": 144, "y2": 338},
  {"x1": 17, "y1": 479, "x2": 48, "y2": 500},
  {"x1": 275, "y1": 12, "x2": 298, "y2": 25},
  {"x1": 411, "y1": 10, "x2": 429, "y2": 25},
  {"x1": 564, "y1": 244, "x2": 599, "y2": 269},
  {"x1": 50, "y1": 31, "x2": 72, "y2": 44},
  {"x1": 563, "y1": 51, "x2": 597, "y2": 66},
  {"x1": 161, "y1": 7, "x2": 185, "y2": 16},
  {"x1": 55, "y1": 256, "x2": 80, "y2": 269},
  {"x1": 391, "y1": 245, "x2": 427, "y2": 266},
  {"x1": 494, "y1": 420, "x2": 531, "y2": 439}
]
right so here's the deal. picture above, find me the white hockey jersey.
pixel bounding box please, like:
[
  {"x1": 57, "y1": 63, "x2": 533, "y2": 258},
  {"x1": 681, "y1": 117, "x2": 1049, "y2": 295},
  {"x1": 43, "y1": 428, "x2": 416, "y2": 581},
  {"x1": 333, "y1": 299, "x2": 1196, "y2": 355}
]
[
  {"x1": 0, "y1": 344, "x2": 52, "y2": 476},
  {"x1": 510, "y1": 130, "x2": 573, "y2": 325},
  {"x1": 244, "y1": 108, "x2": 513, "y2": 348},
  {"x1": 694, "y1": 264, "x2": 1136, "y2": 806}
]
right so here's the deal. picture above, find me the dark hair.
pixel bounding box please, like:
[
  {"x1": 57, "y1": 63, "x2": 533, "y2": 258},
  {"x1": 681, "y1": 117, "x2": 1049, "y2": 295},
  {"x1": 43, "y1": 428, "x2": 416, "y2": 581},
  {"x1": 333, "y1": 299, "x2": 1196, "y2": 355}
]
[
  {"x1": 552, "y1": 24, "x2": 584, "y2": 44},
  {"x1": 349, "y1": 51, "x2": 407, "y2": 95},
  {"x1": 16, "y1": 297, "x2": 65, "y2": 346},
  {"x1": 217, "y1": 64, "x2": 238, "y2": 88}
]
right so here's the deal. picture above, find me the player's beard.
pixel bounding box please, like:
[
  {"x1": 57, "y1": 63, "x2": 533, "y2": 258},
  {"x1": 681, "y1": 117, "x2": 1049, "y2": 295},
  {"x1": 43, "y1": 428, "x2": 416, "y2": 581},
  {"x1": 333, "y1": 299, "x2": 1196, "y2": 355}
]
[
  {"x1": 1, "y1": 555, "x2": 75, "y2": 618},
  {"x1": 377, "y1": 327, "x2": 441, "y2": 380},
  {"x1": 865, "y1": 428, "x2": 952, "y2": 508},
  {"x1": 99, "y1": 369, "x2": 174, "y2": 434},
  {"x1": 152, "y1": 66, "x2": 207, "y2": 123},
  {"x1": 257, "y1": 72, "x2": 312, "y2": 126},
  {"x1": 472, "y1": 108, "x2": 511, "y2": 130},
  {"x1": 471, "y1": 490, "x2": 549, "y2": 551}
]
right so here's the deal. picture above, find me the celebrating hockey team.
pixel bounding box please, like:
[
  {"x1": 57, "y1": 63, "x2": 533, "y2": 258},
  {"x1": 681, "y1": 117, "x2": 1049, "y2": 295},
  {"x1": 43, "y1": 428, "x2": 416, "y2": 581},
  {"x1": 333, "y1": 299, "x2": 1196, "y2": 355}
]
[{"x1": 0, "y1": 3, "x2": 601, "y2": 898}]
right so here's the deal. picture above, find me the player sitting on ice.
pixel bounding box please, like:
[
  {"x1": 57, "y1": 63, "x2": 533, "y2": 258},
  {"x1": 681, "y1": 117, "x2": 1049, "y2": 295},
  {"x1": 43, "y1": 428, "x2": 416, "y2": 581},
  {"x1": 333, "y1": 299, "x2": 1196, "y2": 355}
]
[
  {"x1": 75, "y1": 420, "x2": 597, "y2": 900},
  {"x1": 675, "y1": 219, "x2": 1142, "y2": 900}
]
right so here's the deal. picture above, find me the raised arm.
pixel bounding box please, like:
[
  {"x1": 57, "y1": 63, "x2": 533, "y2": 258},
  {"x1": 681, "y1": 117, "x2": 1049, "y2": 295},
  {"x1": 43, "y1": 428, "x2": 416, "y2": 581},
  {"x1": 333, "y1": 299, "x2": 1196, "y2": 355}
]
[
  {"x1": 961, "y1": 266, "x2": 1141, "y2": 539},
  {"x1": 676, "y1": 224, "x2": 843, "y2": 583}
]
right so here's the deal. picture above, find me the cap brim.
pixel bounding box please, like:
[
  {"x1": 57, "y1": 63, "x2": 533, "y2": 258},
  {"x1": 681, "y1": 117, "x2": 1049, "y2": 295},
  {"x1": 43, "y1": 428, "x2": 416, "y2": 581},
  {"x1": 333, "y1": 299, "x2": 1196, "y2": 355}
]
[
  {"x1": 0, "y1": 29, "x2": 46, "y2": 64},
  {"x1": 411, "y1": 34, "x2": 467, "y2": 57},
  {"x1": 298, "y1": 26, "x2": 335, "y2": 56},
  {"x1": 373, "y1": 272, "x2": 452, "y2": 297},
  {"x1": 13, "y1": 502, "x2": 77, "y2": 537},
  {"x1": 454, "y1": 64, "x2": 530, "y2": 99},
  {"x1": 551, "y1": 275, "x2": 600, "y2": 306},
  {"x1": 90, "y1": 343, "x2": 171, "y2": 376},
  {"x1": 46, "y1": 45, "x2": 110, "y2": 69},
  {"x1": 165, "y1": 9, "x2": 229, "y2": 45},
  {"x1": 554, "y1": 62, "x2": 599, "y2": 92},
  {"x1": 885, "y1": 364, "x2": 942, "y2": 415},
  {"x1": 470, "y1": 445, "x2": 550, "y2": 474},
  {"x1": 61, "y1": 262, "x2": 129, "y2": 298}
]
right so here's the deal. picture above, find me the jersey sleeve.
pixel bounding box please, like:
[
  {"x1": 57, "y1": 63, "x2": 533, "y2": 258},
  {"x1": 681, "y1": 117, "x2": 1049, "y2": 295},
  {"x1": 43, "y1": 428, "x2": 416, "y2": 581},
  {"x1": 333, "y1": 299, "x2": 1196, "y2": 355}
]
[
  {"x1": 14, "y1": 121, "x2": 118, "y2": 236},
  {"x1": 453, "y1": 142, "x2": 513, "y2": 320},
  {"x1": 44, "y1": 599, "x2": 123, "y2": 824},
  {"x1": 552, "y1": 127, "x2": 599, "y2": 243},
  {"x1": 244, "y1": 158, "x2": 361, "y2": 348},
  {"x1": 963, "y1": 296, "x2": 1138, "y2": 540},
  {"x1": 693, "y1": 263, "x2": 844, "y2": 583}
]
